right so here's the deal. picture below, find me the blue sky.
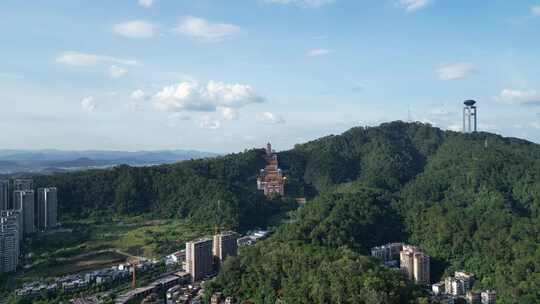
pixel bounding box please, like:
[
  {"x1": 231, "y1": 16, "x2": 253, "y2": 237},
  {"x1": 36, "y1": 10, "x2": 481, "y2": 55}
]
[{"x1": 1, "y1": 0, "x2": 540, "y2": 153}]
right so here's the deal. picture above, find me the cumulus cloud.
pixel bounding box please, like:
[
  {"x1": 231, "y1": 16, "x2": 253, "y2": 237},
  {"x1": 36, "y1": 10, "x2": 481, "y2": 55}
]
[
  {"x1": 108, "y1": 65, "x2": 128, "y2": 79},
  {"x1": 174, "y1": 16, "x2": 240, "y2": 42},
  {"x1": 113, "y1": 20, "x2": 157, "y2": 39},
  {"x1": 256, "y1": 112, "x2": 285, "y2": 124},
  {"x1": 199, "y1": 116, "x2": 221, "y2": 129},
  {"x1": 153, "y1": 81, "x2": 264, "y2": 113},
  {"x1": 494, "y1": 89, "x2": 540, "y2": 106},
  {"x1": 532, "y1": 5, "x2": 540, "y2": 16},
  {"x1": 262, "y1": 0, "x2": 334, "y2": 8},
  {"x1": 130, "y1": 89, "x2": 148, "y2": 100},
  {"x1": 81, "y1": 97, "x2": 97, "y2": 112},
  {"x1": 307, "y1": 48, "x2": 333, "y2": 57},
  {"x1": 126, "y1": 89, "x2": 149, "y2": 111},
  {"x1": 397, "y1": 0, "x2": 431, "y2": 12},
  {"x1": 219, "y1": 107, "x2": 239, "y2": 120},
  {"x1": 57, "y1": 51, "x2": 139, "y2": 67},
  {"x1": 436, "y1": 63, "x2": 475, "y2": 80},
  {"x1": 138, "y1": 0, "x2": 155, "y2": 8}
]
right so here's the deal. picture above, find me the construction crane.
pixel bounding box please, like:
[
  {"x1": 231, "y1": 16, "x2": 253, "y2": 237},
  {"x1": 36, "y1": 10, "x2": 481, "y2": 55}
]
[{"x1": 128, "y1": 256, "x2": 142, "y2": 289}]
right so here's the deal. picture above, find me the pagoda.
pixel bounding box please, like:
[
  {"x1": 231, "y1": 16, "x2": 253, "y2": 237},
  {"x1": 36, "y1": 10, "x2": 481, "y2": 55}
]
[{"x1": 257, "y1": 143, "x2": 285, "y2": 197}]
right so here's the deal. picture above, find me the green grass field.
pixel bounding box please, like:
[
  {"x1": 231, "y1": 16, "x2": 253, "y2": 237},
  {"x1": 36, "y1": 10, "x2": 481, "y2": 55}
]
[{"x1": 18, "y1": 216, "x2": 212, "y2": 282}]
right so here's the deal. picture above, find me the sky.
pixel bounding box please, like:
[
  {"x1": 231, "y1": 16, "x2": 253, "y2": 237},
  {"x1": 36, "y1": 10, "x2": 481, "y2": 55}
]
[{"x1": 1, "y1": 0, "x2": 540, "y2": 153}]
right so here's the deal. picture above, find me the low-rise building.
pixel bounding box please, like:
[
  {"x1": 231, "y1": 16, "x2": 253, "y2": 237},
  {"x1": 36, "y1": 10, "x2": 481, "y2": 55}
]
[
  {"x1": 371, "y1": 243, "x2": 403, "y2": 263},
  {"x1": 432, "y1": 282, "x2": 445, "y2": 295},
  {"x1": 481, "y1": 290, "x2": 496, "y2": 304},
  {"x1": 466, "y1": 291, "x2": 481, "y2": 304}
]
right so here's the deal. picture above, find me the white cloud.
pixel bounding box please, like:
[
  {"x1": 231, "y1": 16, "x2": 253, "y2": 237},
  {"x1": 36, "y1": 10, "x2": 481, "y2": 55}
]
[
  {"x1": 174, "y1": 16, "x2": 240, "y2": 42},
  {"x1": 397, "y1": 0, "x2": 431, "y2": 12},
  {"x1": 108, "y1": 65, "x2": 128, "y2": 79},
  {"x1": 531, "y1": 122, "x2": 540, "y2": 129},
  {"x1": 446, "y1": 124, "x2": 461, "y2": 132},
  {"x1": 494, "y1": 89, "x2": 540, "y2": 106},
  {"x1": 57, "y1": 51, "x2": 139, "y2": 67},
  {"x1": 113, "y1": 20, "x2": 157, "y2": 39},
  {"x1": 219, "y1": 107, "x2": 239, "y2": 121},
  {"x1": 138, "y1": 0, "x2": 155, "y2": 8},
  {"x1": 81, "y1": 97, "x2": 97, "y2": 112},
  {"x1": 199, "y1": 116, "x2": 221, "y2": 129},
  {"x1": 256, "y1": 112, "x2": 285, "y2": 124},
  {"x1": 130, "y1": 89, "x2": 148, "y2": 100},
  {"x1": 262, "y1": 0, "x2": 334, "y2": 8},
  {"x1": 532, "y1": 5, "x2": 540, "y2": 16},
  {"x1": 307, "y1": 48, "x2": 333, "y2": 57},
  {"x1": 436, "y1": 63, "x2": 475, "y2": 80},
  {"x1": 153, "y1": 81, "x2": 264, "y2": 113}
]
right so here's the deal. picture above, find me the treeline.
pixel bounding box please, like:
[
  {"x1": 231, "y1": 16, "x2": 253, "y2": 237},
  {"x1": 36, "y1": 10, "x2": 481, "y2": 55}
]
[
  {"x1": 36, "y1": 121, "x2": 540, "y2": 303},
  {"x1": 35, "y1": 150, "x2": 292, "y2": 230}
]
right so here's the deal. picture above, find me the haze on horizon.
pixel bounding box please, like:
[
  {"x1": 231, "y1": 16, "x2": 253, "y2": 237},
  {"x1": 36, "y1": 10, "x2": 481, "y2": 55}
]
[{"x1": 1, "y1": 0, "x2": 540, "y2": 154}]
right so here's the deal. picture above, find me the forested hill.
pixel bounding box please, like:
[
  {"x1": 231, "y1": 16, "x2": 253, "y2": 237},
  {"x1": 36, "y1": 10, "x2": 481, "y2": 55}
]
[{"x1": 36, "y1": 121, "x2": 540, "y2": 303}]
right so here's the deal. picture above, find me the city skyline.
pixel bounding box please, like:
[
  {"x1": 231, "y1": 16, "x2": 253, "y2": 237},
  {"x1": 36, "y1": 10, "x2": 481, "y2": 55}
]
[{"x1": 1, "y1": 0, "x2": 540, "y2": 153}]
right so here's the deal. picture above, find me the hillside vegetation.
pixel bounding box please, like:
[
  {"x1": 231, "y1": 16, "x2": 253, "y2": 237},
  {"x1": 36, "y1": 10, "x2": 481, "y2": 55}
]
[{"x1": 37, "y1": 122, "x2": 540, "y2": 303}]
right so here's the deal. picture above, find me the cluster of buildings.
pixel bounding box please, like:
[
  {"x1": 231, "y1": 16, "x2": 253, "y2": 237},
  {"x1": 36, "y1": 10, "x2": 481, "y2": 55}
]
[
  {"x1": 432, "y1": 271, "x2": 496, "y2": 304},
  {"x1": 116, "y1": 271, "x2": 191, "y2": 304},
  {"x1": 236, "y1": 230, "x2": 269, "y2": 247},
  {"x1": 0, "y1": 178, "x2": 58, "y2": 273},
  {"x1": 13, "y1": 228, "x2": 267, "y2": 303},
  {"x1": 117, "y1": 229, "x2": 248, "y2": 304},
  {"x1": 256, "y1": 143, "x2": 285, "y2": 197},
  {"x1": 186, "y1": 231, "x2": 238, "y2": 282},
  {"x1": 15, "y1": 258, "x2": 159, "y2": 298},
  {"x1": 210, "y1": 292, "x2": 235, "y2": 304},
  {"x1": 371, "y1": 243, "x2": 430, "y2": 285}
]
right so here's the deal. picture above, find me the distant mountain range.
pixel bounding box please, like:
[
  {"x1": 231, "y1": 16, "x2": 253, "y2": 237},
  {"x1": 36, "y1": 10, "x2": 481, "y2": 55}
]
[{"x1": 0, "y1": 149, "x2": 219, "y2": 174}]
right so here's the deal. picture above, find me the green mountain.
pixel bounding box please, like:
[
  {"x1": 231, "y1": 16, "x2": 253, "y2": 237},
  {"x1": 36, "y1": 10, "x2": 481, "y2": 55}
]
[{"x1": 36, "y1": 121, "x2": 540, "y2": 303}]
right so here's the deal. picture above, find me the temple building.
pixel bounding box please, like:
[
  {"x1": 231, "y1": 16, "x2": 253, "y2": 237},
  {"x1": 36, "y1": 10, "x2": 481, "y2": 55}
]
[{"x1": 257, "y1": 143, "x2": 285, "y2": 197}]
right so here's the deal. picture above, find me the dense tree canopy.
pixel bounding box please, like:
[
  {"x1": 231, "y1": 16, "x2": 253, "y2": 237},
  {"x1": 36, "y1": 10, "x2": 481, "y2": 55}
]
[{"x1": 36, "y1": 121, "x2": 540, "y2": 303}]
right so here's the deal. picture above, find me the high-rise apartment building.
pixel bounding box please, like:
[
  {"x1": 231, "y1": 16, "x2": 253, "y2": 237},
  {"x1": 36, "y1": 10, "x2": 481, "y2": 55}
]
[
  {"x1": 0, "y1": 216, "x2": 19, "y2": 273},
  {"x1": 400, "y1": 250, "x2": 414, "y2": 281},
  {"x1": 13, "y1": 190, "x2": 35, "y2": 234},
  {"x1": 400, "y1": 245, "x2": 430, "y2": 284},
  {"x1": 186, "y1": 238, "x2": 213, "y2": 282},
  {"x1": 213, "y1": 231, "x2": 238, "y2": 268},
  {"x1": 1, "y1": 210, "x2": 23, "y2": 241},
  {"x1": 0, "y1": 180, "x2": 9, "y2": 210},
  {"x1": 413, "y1": 252, "x2": 430, "y2": 284},
  {"x1": 37, "y1": 187, "x2": 57, "y2": 230},
  {"x1": 13, "y1": 179, "x2": 33, "y2": 191}
]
